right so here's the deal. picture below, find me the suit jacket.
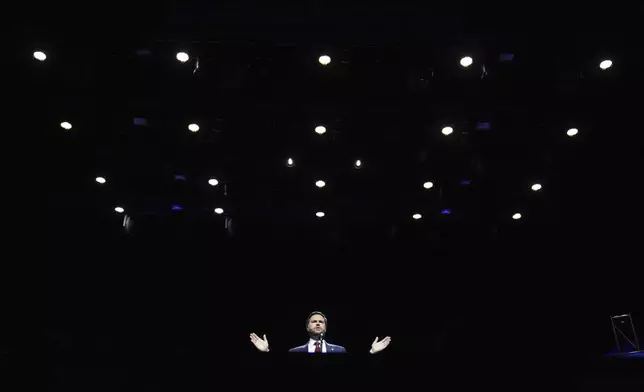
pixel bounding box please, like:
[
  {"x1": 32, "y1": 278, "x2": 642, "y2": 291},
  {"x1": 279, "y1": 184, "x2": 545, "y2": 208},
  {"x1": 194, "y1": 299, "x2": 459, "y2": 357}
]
[{"x1": 289, "y1": 341, "x2": 347, "y2": 353}]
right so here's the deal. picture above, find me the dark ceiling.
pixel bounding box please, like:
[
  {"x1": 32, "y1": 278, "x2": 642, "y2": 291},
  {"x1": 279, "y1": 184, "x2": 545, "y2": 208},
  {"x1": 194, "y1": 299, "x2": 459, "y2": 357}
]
[{"x1": 33, "y1": 19, "x2": 639, "y2": 241}]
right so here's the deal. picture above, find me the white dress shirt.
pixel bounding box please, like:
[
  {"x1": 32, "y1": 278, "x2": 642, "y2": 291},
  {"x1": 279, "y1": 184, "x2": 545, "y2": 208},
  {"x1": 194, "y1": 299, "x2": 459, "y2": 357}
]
[{"x1": 307, "y1": 339, "x2": 327, "y2": 353}]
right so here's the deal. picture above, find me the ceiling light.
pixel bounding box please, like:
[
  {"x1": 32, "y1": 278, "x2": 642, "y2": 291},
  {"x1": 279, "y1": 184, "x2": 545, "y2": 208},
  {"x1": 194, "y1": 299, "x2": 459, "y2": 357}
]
[
  {"x1": 318, "y1": 55, "x2": 331, "y2": 65},
  {"x1": 475, "y1": 122, "x2": 491, "y2": 130},
  {"x1": 460, "y1": 56, "x2": 473, "y2": 67},
  {"x1": 315, "y1": 180, "x2": 326, "y2": 188},
  {"x1": 188, "y1": 123, "x2": 200, "y2": 132},
  {"x1": 500, "y1": 53, "x2": 514, "y2": 62},
  {"x1": 33, "y1": 51, "x2": 46, "y2": 61},
  {"x1": 566, "y1": 128, "x2": 578, "y2": 137},
  {"x1": 599, "y1": 60, "x2": 612, "y2": 70},
  {"x1": 95, "y1": 177, "x2": 106, "y2": 184},
  {"x1": 412, "y1": 213, "x2": 422, "y2": 220},
  {"x1": 512, "y1": 213, "x2": 522, "y2": 220},
  {"x1": 531, "y1": 183, "x2": 542, "y2": 191},
  {"x1": 287, "y1": 158, "x2": 294, "y2": 167},
  {"x1": 315, "y1": 125, "x2": 327, "y2": 135},
  {"x1": 176, "y1": 52, "x2": 189, "y2": 62},
  {"x1": 441, "y1": 126, "x2": 453, "y2": 135},
  {"x1": 114, "y1": 207, "x2": 125, "y2": 213},
  {"x1": 214, "y1": 208, "x2": 224, "y2": 214},
  {"x1": 354, "y1": 159, "x2": 362, "y2": 168},
  {"x1": 60, "y1": 122, "x2": 72, "y2": 130},
  {"x1": 208, "y1": 178, "x2": 219, "y2": 186},
  {"x1": 423, "y1": 181, "x2": 433, "y2": 189},
  {"x1": 316, "y1": 211, "x2": 325, "y2": 218}
]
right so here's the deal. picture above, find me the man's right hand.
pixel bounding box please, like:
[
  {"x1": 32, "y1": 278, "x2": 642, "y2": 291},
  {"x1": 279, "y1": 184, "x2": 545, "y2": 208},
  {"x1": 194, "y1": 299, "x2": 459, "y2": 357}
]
[{"x1": 249, "y1": 333, "x2": 269, "y2": 352}]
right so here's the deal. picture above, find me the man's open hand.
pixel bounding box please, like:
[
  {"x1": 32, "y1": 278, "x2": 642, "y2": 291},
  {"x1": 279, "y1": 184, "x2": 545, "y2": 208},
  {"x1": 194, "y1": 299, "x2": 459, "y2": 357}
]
[
  {"x1": 249, "y1": 333, "x2": 269, "y2": 352},
  {"x1": 370, "y1": 336, "x2": 392, "y2": 354}
]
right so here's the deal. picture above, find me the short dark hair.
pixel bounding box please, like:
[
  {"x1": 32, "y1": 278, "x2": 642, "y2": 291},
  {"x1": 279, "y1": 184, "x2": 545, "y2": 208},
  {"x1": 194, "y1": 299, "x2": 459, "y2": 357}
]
[{"x1": 306, "y1": 311, "x2": 328, "y2": 328}]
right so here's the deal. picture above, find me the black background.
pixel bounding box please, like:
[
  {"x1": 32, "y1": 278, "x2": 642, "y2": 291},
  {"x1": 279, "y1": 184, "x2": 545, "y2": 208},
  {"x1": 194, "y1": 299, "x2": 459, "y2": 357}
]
[{"x1": 10, "y1": 1, "x2": 644, "y2": 390}]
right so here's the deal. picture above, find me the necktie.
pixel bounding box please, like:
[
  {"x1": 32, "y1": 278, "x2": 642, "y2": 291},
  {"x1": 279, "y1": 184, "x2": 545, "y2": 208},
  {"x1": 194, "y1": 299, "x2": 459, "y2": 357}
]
[{"x1": 315, "y1": 341, "x2": 321, "y2": 353}]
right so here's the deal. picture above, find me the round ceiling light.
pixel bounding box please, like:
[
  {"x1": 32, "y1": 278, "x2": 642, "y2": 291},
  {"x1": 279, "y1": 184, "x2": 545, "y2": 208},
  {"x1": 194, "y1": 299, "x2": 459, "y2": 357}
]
[
  {"x1": 33, "y1": 51, "x2": 47, "y2": 61},
  {"x1": 441, "y1": 126, "x2": 453, "y2": 136},
  {"x1": 460, "y1": 56, "x2": 473, "y2": 67},
  {"x1": 176, "y1": 52, "x2": 189, "y2": 62}
]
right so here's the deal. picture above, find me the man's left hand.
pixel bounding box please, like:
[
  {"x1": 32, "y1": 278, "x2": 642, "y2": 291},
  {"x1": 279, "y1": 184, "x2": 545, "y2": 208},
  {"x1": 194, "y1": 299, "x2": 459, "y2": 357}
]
[{"x1": 370, "y1": 336, "x2": 392, "y2": 354}]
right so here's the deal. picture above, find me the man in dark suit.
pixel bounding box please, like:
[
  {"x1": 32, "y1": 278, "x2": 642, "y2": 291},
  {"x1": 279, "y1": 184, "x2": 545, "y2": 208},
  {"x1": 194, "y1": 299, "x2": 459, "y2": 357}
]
[{"x1": 249, "y1": 311, "x2": 392, "y2": 354}]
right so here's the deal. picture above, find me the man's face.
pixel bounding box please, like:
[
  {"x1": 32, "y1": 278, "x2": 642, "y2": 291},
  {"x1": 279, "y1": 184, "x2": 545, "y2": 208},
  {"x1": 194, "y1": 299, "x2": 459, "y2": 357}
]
[{"x1": 307, "y1": 314, "x2": 327, "y2": 335}]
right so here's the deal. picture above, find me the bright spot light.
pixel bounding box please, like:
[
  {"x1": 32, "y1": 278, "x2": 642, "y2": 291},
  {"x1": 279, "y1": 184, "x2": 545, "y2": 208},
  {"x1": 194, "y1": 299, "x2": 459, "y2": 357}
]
[
  {"x1": 599, "y1": 60, "x2": 612, "y2": 70},
  {"x1": 423, "y1": 181, "x2": 434, "y2": 189},
  {"x1": 567, "y1": 128, "x2": 578, "y2": 137},
  {"x1": 60, "y1": 122, "x2": 72, "y2": 130},
  {"x1": 441, "y1": 126, "x2": 453, "y2": 135},
  {"x1": 315, "y1": 125, "x2": 327, "y2": 135},
  {"x1": 114, "y1": 207, "x2": 124, "y2": 213},
  {"x1": 318, "y1": 55, "x2": 331, "y2": 65},
  {"x1": 214, "y1": 208, "x2": 224, "y2": 214},
  {"x1": 188, "y1": 123, "x2": 200, "y2": 132},
  {"x1": 33, "y1": 51, "x2": 46, "y2": 61},
  {"x1": 354, "y1": 159, "x2": 362, "y2": 168},
  {"x1": 412, "y1": 213, "x2": 422, "y2": 220},
  {"x1": 176, "y1": 52, "x2": 189, "y2": 62},
  {"x1": 208, "y1": 178, "x2": 219, "y2": 186},
  {"x1": 531, "y1": 183, "x2": 542, "y2": 191},
  {"x1": 316, "y1": 211, "x2": 325, "y2": 218},
  {"x1": 315, "y1": 180, "x2": 326, "y2": 188},
  {"x1": 95, "y1": 177, "x2": 106, "y2": 184},
  {"x1": 287, "y1": 158, "x2": 294, "y2": 167},
  {"x1": 512, "y1": 213, "x2": 522, "y2": 220},
  {"x1": 460, "y1": 56, "x2": 473, "y2": 67}
]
